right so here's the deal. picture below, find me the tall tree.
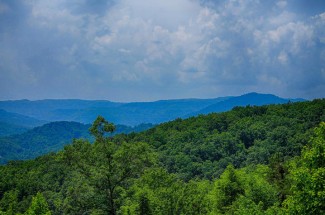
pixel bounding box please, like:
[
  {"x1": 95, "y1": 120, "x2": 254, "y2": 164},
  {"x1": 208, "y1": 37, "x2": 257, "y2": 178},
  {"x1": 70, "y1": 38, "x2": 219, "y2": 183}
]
[
  {"x1": 63, "y1": 116, "x2": 156, "y2": 214},
  {"x1": 285, "y1": 122, "x2": 325, "y2": 214}
]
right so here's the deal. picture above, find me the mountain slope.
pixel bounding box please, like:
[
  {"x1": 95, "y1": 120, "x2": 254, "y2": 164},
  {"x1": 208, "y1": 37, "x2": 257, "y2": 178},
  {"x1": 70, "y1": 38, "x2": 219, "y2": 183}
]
[
  {"x1": 0, "y1": 121, "x2": 154, "y2": 164},
  {"x1": 0, "y1": 121, "x2": 91, "y2": 164},
  {"x1": 118, "y1": 99, "x2": 324, "y2": 180},
  {"x1": 0, "y1": 109, "x2": 46, "y2": 128},
  {"x1": 0, "y1": 122, "x2": 29, "y2": 137},
  {"x1": 188, "y1": 92, "x2": 305, "y2": 116}
]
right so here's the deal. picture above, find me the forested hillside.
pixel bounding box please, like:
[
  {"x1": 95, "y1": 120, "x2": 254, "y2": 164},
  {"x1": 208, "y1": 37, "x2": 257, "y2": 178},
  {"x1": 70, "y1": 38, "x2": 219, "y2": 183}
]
[
  {"x1": 0, "y1": 122, "x2": 154, "y2": 164},
  {"x1": 0, "y1": 123, "x2": 29, "y2": 137},
  {"x1": 0, "y1": 99, "x2": 324, "y2": 214},
  {"x1": 120, "y1": 99, "x2": 324, "y2": 180},
  {"x1": 0, "y1": 122, "x2": 91, "y2": 164},
  {"x1": 0, "y1": 109, "x2": 45, "y2": 129}
]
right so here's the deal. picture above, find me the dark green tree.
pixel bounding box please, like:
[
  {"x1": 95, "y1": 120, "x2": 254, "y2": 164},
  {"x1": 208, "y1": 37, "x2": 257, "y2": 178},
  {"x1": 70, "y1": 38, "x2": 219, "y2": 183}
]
[
  {"x1": 0, "y1": 190, "x2": 19, "y2": 215},
  {"x1": 89, "y1": 115, "x2": 115, "y2": 141}
]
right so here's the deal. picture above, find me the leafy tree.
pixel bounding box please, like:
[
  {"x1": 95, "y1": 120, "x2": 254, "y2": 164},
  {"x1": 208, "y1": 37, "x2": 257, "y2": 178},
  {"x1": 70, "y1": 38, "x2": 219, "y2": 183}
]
[
  {"x1": 0, "y1": 190, "x2": 19, "y2": 215},
  {"x1": 241, "y1": 165, "x2": 277, "y2": 210},
  {"x1": 284, "y1": 122, "x2": 325, "y2": 214},
  {"x1": 226, "y1": 196, "x2": 264, "y2": 215},
  {"x1": 137, "y1": 194, "x2": 152, "y2": 215},
  {"x1": 212, "y1": 165, "x2": 244, "y2": 213},
  {"x1": 63, "y1": 116, "x2": 156, "y2": 215},
  {"x1": 176, "y1": 180, "x2": 212, "y2": 215},
  {"x1": 89, "y1": 115, "x2": 115, "y2": 141},
  {"x1": 121, "y1": 168, "x2": 183, "y2": 215},
  {"x1": 25, "y1": 192, "x2": 51, "y2": 215}
]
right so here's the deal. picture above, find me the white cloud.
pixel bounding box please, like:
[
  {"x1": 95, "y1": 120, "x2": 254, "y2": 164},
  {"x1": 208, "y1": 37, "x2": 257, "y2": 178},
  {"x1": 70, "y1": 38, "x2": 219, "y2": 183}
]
[
  {"x1": 266, "y1": 22, "x2": 314, "y2": 54},
  {"x1": 118, "y1": 48, "x2": 131, "y2": 54},
  {"x1": 276, "y1": 1, "x2": 287, "y2": 9},
  {"x1": 313, "y1": 12, "x2": 325, "y2": 44},
  {"x1": 278, "y1": 51, "x2": 288, "y2": 64},
  {"x1": 269, "y1": 11, "x2": 295, "y2": 26}
]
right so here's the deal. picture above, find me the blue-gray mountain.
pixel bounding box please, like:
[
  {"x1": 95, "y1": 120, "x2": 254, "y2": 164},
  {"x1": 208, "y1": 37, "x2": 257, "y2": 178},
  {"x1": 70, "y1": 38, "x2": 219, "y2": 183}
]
[
  {"x1": 0, "y1": 109, "x2": 47, "y2": 136},
  {"x1": 0, "y1": 93, "x2": 304, "y2": 127},
  {"x1": 187, "y1": 92, "x2": 304, "y2": 116},
  {"x1": 0, "y1": 109, "x2": 46, "y2": 128}
]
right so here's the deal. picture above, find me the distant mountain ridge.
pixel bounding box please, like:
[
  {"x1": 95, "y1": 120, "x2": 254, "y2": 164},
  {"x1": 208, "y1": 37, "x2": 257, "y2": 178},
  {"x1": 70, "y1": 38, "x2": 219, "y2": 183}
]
[
  {"x1": 188, "y1": 92, "x2": 305, "y2": 116},
  {"x1": 0, "y1": 97, "x2": 229, "y2": 126},
  {"x1": 0, "y1": 99, "x2": 121, "y2": 122},
  {"x1": 0, "y1": 93, "x2": 305, "y2": 126}
]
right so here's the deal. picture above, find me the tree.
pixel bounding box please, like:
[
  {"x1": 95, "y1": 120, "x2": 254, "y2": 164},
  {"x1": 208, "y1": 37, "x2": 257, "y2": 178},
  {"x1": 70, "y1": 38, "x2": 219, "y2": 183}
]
[
  {"x1": 284, "y1": 122, "x2": 325, "y2": 214},
  {"x1": 64, "y1": 116, "x2": 156, "y2": 215},
  {"x1": 137, "y1": 194, "x2": 152, "y2": 215},
  {"x1": 176, "y1": 180, "x2": 212, "y2": 215},
  {"x1": 89, "y1": 115, "x2": 115, "y2": 142},
  {"x1": 120, "y1": 168, "x2": 183, "y2": 215},
  {"x1": 0, "y1": 190, "x2": 19, "y2": 215},
  {"x1": 213, "y1": 165, "x2": 244, "y2": 213},
  {"x1": 92, "y1": 140, "x2": 156, "y2": 214},
  {"x1": 25, "y1": 192, "x2": 51, "y2": 215}
]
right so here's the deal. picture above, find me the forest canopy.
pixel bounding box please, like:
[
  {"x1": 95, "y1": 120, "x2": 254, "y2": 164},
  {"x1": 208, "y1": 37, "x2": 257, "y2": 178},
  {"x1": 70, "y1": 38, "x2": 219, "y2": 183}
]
[{"x1": 0, "y1": 99, "x2": 324, "y2": 214}]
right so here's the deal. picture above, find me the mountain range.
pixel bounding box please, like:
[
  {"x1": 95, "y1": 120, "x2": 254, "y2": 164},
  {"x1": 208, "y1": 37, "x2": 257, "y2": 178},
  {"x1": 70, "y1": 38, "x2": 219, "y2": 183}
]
[
  {"x1": 0, "y1": 92, "x2": 304, "y2": 127},
  {"x1": 0, "y1": 92, "x2": 307, "y2": 164}
]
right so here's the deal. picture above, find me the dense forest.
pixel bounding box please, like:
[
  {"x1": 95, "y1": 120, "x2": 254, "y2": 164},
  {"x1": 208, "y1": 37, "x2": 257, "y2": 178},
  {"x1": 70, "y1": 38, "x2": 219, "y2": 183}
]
[
  {"x1": 0, "y1": 99, "x2": 324, "y2": 214},
  {"x1": 0, "y1": 122, "x2": 154, "y2": 164}
]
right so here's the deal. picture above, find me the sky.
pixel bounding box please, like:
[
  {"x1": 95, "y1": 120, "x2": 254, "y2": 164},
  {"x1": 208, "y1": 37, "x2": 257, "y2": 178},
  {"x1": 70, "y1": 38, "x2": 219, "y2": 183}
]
[{"x1": 0, "y1": 0, "x2": 325, "y2": 102}]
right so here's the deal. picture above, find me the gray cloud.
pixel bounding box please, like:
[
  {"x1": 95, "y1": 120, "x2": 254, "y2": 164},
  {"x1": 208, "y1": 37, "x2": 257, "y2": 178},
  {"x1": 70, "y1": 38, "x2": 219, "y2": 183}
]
[{"x1": 0, "y1": 0, "x2": 324, "y2": 101}]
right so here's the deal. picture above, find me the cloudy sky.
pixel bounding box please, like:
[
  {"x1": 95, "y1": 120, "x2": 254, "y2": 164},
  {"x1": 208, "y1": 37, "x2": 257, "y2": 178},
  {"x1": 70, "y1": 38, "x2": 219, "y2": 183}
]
[{"x1": 0, "y1": 0, "x2": 325, "y2": 101}]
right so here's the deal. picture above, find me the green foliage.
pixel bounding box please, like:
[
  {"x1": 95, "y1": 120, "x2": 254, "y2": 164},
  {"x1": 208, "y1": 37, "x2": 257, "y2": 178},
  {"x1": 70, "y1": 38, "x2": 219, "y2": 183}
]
[
  {"x1": 176, "y1": 180, "x2": 212, "y2": 215},
  {"x1": 122, "y1": 99, "x2": 325, "y2": 180},
  {"x1": 121, "y1": 167, "x2": 213, "y2": 215},
  {"x1": 226, "y1": 196, "x2": 264, "y2": 215},
  {"x1": 0, "y1": 100, "x2": 324, "y2": 214},
  {"x1": 89, "y1": 115, "x2": 115, "y2": 141},
  {"x1": 210, "y1": 164, "x2": 278, "y2": 214},
  {"x1": 25, "y1": 192, "x2": 51, "y2": 215},
  {"x1": 0, "y1": 190, "x2": 19, "y2": 215},
  {"x1": 120, "y1": 168, "x2": 181, "y2": 215},
  {"x1": 284, "y1": 122, "x2": 325, "y2": 214},
  {"x1": 61, "y1": 117, "x2": 156, "y2": 215},
  {"x1": 213, "y1": 165, "x2": 245, "y2": 213}
]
